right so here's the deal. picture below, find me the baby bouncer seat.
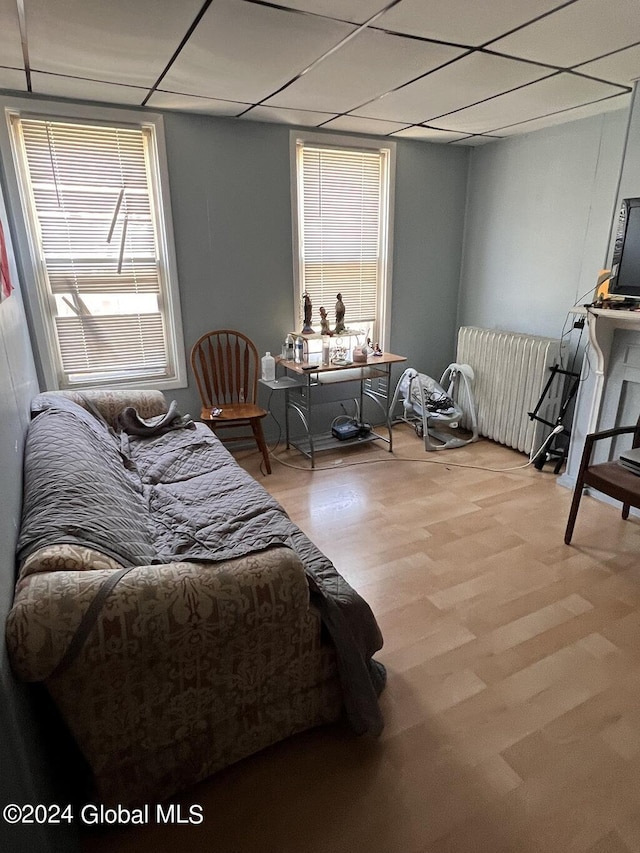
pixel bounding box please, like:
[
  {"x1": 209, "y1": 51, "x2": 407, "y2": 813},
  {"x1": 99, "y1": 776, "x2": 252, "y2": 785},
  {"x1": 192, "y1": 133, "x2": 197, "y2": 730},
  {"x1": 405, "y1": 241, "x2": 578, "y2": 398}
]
[{"x1": 390, "y1": 363, "x2": 479, "y2": 451}]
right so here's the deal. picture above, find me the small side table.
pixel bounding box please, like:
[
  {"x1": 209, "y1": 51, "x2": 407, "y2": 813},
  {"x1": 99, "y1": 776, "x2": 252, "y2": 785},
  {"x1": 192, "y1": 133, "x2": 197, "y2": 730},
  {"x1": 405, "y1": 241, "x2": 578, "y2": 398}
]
[{"x1": 263, "y1": 353, "x2": 406, "y2": 468}]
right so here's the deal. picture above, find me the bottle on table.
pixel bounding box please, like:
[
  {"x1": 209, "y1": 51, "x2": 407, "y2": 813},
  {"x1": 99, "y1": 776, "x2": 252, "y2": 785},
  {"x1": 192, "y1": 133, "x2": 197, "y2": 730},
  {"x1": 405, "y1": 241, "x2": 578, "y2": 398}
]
[
  {"x1": 261, "y1": 351, "x2": 276, "y2": 381},
  {"x1": 285, "y1": 333, "x2": 294, "y2": 361},
  {"x1": 321, "y1": 336, "x2": 331, "y2": 366}
]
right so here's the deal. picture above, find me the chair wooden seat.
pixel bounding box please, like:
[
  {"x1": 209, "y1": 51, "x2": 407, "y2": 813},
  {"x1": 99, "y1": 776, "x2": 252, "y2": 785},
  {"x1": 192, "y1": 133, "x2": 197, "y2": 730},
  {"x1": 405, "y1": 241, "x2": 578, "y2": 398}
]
[
  {"x1": 564, "y1": 419, "x2": 640, "y2": 544},
  {"x1": 191, "y1": 330, "x2": 271, "y2": 474},
  {"x1": 200, "y1": 403, "x2": 268, "y2": 424},
  {"x1": 582, "y1": 460, "x2": 640, "y2": 502}
]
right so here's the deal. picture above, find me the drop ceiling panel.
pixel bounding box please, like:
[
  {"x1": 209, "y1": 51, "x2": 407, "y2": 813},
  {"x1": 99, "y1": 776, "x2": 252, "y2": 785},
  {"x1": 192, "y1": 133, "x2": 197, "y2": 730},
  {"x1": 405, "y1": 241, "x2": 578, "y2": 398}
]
[
  {"x1": 429, "y1": 74, "x2": 625, "y2": 134},
  {"x1": 490, "y1": 0, "x2": 640, "y2": 68},
  {"x1": 30, "y1": 72, "x2": 148, "y2": 105},
  {"x1": 161, "y1": 0, "x2": 355, "y2": 104},
  {"x1": 240, "y1": 105, "x2": 336, "y2": 126},
  {"x1": 321, "y1": 115, "x2": 409, "y2": 135},
  {"x1": 0, "y1": 0, "x2": 24, "y2": 67},
  {"x1": 376, "y1": 0, "x2": 572, "y2": 46},
  {"x1": 147, "y1": 91, "x2": 249, "y2": 116},
  {"x1": 494, "y1": 91, "x2": 632, "y2": 137},
  {"x1": 576, "y1": 44, "x2": 640, "y2": 86},
  {"x1": 264, "y1": 29, "x2": 464, "y2": 113},
  {"x1": 391, "y1": 126, "x2": 471, "y2": 143},
  {"x1": 451, "y1": 135, "x2": 499, "y2": 146},
  {"x1": 352, "y1": 52, "x2": 552, "y2": 124},
  {"x1": 26, "y1": 0, "x2": 203, "y2": 87},
  {"x1": 275, "y1": 0, "x2": 390, "y2": 24},
  {"x1": 0, "y1": 68, "x2": 27, "y2": 91}
]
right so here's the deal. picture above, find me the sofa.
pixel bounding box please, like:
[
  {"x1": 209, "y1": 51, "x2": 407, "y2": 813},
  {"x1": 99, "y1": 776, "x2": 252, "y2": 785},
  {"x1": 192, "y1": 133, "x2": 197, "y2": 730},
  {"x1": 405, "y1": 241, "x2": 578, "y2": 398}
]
[{"x1": 6, "y1": 390, "x2": 385, "y2": 806}]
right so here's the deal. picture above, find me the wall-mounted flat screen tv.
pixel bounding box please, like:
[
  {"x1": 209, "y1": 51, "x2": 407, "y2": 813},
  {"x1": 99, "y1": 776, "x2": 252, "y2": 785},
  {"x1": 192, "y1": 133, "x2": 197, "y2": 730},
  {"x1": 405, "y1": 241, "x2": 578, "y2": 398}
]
[{"x1": 610, "y1": 197, "x2": 640, "y2": 299}]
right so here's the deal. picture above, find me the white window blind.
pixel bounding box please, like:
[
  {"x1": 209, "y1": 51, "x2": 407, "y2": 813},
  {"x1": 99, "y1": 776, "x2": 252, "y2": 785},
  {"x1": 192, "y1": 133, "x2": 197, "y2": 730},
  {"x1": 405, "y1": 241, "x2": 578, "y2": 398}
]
[
  {"x1": 11, "y1": 116, "x2": 176, "y2": 387},
  {"x1": 296, "y1": 141, "x2": 390, "y2": 338}
]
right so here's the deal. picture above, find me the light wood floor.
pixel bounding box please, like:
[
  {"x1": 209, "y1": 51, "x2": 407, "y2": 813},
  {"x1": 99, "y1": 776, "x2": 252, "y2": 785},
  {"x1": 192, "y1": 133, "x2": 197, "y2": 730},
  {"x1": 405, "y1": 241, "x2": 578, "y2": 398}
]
[{"x1": 84, "y1": 428, "x2": 640, "y2": 853}]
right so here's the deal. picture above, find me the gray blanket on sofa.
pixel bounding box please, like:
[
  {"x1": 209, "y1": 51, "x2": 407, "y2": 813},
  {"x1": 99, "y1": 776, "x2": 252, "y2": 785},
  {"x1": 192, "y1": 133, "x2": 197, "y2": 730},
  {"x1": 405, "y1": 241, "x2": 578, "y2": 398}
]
[{"x1": 17, "y1": 396, "x2": 385, "y2": 735}]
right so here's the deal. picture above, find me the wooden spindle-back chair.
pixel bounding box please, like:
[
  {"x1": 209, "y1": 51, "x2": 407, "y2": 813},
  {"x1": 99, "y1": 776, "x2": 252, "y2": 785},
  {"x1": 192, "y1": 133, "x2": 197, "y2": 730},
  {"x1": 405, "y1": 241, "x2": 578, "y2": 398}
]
[{"x1": 190, "y1": 329, "x2": 271, "y2": 474}]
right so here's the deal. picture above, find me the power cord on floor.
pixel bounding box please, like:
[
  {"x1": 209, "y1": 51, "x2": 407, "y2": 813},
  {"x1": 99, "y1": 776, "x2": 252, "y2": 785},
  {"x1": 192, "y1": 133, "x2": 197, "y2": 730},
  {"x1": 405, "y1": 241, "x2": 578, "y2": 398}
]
[
  {"x1": 255, "y1": 386, "x2": 565, "y2": 476},
  {"x1": 267, "y1": 422, "x2": 566, "y2": 475},
  {"x1": 526, "y1": 422, "x2": 566, "y2": 466}
]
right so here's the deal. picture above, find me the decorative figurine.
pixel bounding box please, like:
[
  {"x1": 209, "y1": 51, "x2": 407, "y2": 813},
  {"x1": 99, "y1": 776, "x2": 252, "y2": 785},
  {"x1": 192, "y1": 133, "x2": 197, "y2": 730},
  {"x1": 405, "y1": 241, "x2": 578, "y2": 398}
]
[
  {"x1": 319, "y1": 306, "x2": 331, "y2": 336},
  {"x1": 334, "y1": 292, "x2": 345, "y2": 334},
  {"x1": 302, "y1": 292, "x2": 313, "y2": 333},
  {"x1": 373, "y1": 341, "x2": 383, "y2": 356}
]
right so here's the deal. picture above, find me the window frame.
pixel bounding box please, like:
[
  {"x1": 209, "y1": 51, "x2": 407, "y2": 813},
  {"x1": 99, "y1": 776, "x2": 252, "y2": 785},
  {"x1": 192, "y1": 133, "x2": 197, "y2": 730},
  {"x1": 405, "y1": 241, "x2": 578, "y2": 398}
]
[
  {"x1": 0, "y1": 96, "x2": 186, "y2": 391},
  {"x1": 290, "y1": 130, "x2": 396, "y2": 351}
]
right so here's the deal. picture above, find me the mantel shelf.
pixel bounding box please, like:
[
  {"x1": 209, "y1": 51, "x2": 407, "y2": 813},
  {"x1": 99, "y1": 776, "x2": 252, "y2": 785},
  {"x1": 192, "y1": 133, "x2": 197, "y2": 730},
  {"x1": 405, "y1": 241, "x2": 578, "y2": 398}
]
[
  {"x1": 571, "y1": 304, "x2": 640, "y2": 325},
  {"x1": 572, "y1": 304, "x2": 640, "y2": 382}
]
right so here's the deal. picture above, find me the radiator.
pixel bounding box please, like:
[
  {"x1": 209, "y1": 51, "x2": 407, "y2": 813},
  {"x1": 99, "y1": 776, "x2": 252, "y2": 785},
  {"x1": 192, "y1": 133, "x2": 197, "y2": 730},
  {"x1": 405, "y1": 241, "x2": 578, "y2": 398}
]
[{"x1": 456, "y1": 326, "x2": 563, "y2": 453}]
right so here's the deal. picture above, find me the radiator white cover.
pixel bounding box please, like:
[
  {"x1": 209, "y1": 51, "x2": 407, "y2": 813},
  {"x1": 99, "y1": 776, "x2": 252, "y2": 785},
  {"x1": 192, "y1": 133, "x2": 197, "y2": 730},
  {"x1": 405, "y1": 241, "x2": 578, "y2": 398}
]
[{"x1": 456, "y1": 326, "x2": 562, "y2": 453}]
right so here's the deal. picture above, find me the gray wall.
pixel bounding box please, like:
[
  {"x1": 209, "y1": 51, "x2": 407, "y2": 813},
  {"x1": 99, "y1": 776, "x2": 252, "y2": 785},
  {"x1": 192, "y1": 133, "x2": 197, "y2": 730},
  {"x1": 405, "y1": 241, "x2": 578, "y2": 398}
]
[
  {"x1": 160, "y1": 113, "x2": 470, "y2": 419},
  {"x1": 391, "y1": 137, "x2": 469, "y2": 377},
  {"x1": 458, "y1": 109, "x2": 628, "y2": 340},
  {"x1": 0, "y1": 175, "x2": 75, "y2": 851}
]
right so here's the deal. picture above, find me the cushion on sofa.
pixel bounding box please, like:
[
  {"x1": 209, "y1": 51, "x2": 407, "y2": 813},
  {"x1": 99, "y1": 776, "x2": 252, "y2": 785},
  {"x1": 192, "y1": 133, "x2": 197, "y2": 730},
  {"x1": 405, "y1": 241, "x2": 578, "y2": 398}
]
[
  {"x1": 31, "y1": 389, "x2": 168, "y2": 428},
  {"x1": 18, "y1": 544, "x2": 124, "y2": 588}
]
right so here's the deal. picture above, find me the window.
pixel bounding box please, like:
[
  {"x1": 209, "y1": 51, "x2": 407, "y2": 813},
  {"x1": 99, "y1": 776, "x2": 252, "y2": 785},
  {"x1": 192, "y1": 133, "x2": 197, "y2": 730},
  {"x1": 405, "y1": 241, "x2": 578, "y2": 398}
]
[
  {"x1": 4, "y1": 102, "x2": 185, "y2": 390},
  {"x1": 291, "y1": 132, "x2": 395, "y2": 348}
]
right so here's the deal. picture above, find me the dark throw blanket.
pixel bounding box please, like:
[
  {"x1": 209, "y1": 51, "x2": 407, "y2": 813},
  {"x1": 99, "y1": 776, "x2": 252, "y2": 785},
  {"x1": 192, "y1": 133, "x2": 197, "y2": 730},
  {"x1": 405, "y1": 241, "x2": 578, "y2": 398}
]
[{"x1": 116, "y1": 399, "x2": 195, "y2": 436}]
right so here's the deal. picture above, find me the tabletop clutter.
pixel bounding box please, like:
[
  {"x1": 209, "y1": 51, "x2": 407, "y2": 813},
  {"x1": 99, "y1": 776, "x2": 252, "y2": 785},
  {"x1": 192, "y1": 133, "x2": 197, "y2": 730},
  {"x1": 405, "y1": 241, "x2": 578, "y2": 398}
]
[{"x1": 262, "y1": 293, "x2": 383, "y2": 378}]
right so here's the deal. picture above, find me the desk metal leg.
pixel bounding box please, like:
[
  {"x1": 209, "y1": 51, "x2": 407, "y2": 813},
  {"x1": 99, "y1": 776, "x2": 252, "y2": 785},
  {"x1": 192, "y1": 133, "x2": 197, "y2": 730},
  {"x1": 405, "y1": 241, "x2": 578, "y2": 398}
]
[
  {"x1": 385, "y1": 363, "x2": 393, "y2": 452},
  {"x1": 363, "y1": 363, "x2": 394, "y2": 452},
  {"x1": 284, "y1": 388, "x2": 290, "y2": 450},
  {"x1": 287, "y1": 384, "x2": 316, "y2": 468}
]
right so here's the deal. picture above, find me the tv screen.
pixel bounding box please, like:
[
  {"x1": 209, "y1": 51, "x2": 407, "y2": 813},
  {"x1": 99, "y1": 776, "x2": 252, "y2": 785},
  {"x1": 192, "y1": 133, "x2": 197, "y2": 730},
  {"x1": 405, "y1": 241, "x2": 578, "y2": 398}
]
[{"x1": 610, "y1": 198, "x2": 640, "y2": 299}]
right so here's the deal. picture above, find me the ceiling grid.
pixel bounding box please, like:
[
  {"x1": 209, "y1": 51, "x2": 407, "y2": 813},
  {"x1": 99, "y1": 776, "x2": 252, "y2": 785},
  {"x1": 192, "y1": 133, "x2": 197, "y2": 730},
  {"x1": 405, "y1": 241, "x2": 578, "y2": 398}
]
[{"x1": 0, "y1": 0, "x2": 636, "y2": 144}]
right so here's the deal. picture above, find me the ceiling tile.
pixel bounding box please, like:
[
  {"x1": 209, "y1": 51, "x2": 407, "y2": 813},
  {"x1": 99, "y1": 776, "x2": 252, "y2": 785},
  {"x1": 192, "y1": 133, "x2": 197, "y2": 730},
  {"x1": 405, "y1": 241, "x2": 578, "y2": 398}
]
[
  {"x1": 0, "y1": 0, "x2": 24, "y2": 67},
  {"x1": 489, "y1": 0, "x2": 640, "y2": 67},
  {"x1": 0, "y1": 68, "x2": 27, "y2": 91},
  {"x1": 147, "y1": 91, "x2": 248, "y2": 116},
  {"x1": 575, "y1": 44, "x2": 640, "y2": 86},
  {"x1": 30, "y1": 72, "x2": 148, "y2": 105},
  {"x1": 274, "y1": 0, "x2": 390, "y2": 24},
  {"x1": 161, "y1": 0, "x2": 354, "y2": 104},
  {"x1": 239, "y1": 105, "x2": 335, "y2": 126},
  {"x1": 351, "y1": 52, "x2": 552, "y2": 124},
  {"x1": 321, "y1": 115, "x2": 409, "y2": 134},
  {"x1": 26, "y1": 0, "x2": 203, "y2": 87},
  {"x1": 376, "y1": 0, "x2": 572, "y2": 46},
  {"x1": 451, "y1": 135, "x2": 500, "y2": 146},
  {"x1": 264, "y1": 29, "x2": 464, "y2": 113},
  {"x1": 493, "y1": 91, "x2": 632, "y2": 137},
  {"x1": 391, "y1": 126, "x2": 470, "y2": 142},
  {"x1": 429, "y1": 74, "x2": 626, "y2": 134}
]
